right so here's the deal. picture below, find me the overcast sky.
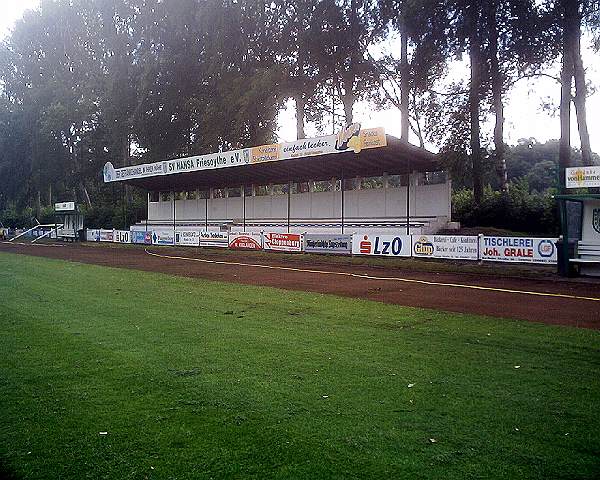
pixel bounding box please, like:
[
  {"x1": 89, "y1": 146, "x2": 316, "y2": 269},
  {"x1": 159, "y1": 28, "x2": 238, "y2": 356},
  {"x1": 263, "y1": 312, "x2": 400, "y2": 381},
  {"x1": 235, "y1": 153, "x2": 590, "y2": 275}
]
[{"x1": 1, "y1": 0, "x2": 598, "y2": 153}]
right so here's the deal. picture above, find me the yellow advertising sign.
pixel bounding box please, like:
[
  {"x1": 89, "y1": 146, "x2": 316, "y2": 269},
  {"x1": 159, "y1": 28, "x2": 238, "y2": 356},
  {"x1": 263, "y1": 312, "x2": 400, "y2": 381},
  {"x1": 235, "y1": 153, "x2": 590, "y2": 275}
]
[
  {"x1": 251, "y1": 143, "x2": 280, "y2": 164},
  {"x1": 360, "y1": 127, "x2": 387, "y2": 150}
]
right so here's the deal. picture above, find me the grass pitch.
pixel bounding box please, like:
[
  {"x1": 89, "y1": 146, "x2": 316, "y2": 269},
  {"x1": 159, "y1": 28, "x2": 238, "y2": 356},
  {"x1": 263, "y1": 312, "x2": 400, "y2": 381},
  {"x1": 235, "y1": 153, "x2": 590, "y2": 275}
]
[{"x1": 0, "y1": 251, "x2": 599, "y2": 479}]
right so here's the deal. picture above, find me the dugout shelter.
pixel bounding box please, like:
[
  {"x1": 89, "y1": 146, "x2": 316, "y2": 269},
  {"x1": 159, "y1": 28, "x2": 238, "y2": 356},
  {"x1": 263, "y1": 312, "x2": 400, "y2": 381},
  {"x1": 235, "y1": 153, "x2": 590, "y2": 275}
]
[{"x1": 103, "y1": 125, "x2": 451, "y2": 235}]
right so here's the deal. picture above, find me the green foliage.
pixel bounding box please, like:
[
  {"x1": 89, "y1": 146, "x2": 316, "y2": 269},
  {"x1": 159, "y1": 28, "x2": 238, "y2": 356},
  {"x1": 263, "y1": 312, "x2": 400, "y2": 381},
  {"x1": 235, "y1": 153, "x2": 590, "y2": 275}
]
[{"x1": 453, "y1": 180, "x2": 558, "y2": 234}]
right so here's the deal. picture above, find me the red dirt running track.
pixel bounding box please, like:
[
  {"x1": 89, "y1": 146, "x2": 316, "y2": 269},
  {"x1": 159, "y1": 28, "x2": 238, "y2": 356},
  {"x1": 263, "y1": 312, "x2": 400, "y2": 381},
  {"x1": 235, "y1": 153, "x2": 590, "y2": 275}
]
[{"x1": 2, "y1": 241, "x2": 599, "y2": 329}]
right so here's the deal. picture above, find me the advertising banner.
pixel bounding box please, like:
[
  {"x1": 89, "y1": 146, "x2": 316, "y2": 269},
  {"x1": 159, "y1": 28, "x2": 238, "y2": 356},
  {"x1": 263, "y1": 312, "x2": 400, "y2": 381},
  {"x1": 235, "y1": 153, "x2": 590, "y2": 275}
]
[
  {"x1": 481, "y1": 236, "x2": 557, "y2": 264},
  {"x1": 113, "y1": 230, "x2": 131, "y2": 243},
  {"x1": 566, "y1": 166, "x2": 600, "y2": 189},
  {"x1": 175, "y1": 230, "x2": 200, "y2": 246},
  {"x1": 99, "y1": 229, "x2": 114, "y2": 242},
  {"x1": 263, "y1": 232, "x2": 303, "y2": 252},
  {"x1": 304, "y1": 234, "x2": 352, "y2": 254},
  {"x1": 86, "y1": 229, "x2": 100, "y2": 242},
  {"x1": 199, "y1": 231, "x2": 229, "y2": 248},
  {"x1": 54, "y1": 201, "x2": 76, "y2": 211},
  {"x1": 352, "y1": 233, "x2": 411, "y2": 257},
  {"x1": 152, "y1": 230, "x2": 175, "y2": 246},
  {"x1": 412, "y1": 235, "x2": 479, "y2": 260},
  {"x1": 131, "y1": 231, "x2": 152, "y2": 244},
  {"x1": 229, "y1": 232, "x2": 263, "y2": 250},
  {"x1": 104, "y1": 125, "x2": 386, "y2": 183}
]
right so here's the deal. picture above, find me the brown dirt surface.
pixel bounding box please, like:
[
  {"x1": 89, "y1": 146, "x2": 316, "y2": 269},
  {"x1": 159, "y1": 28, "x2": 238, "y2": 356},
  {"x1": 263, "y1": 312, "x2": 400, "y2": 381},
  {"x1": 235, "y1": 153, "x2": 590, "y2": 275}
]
[{"x1": 2, "y1": 240, "x2": 599, "y2": 329}]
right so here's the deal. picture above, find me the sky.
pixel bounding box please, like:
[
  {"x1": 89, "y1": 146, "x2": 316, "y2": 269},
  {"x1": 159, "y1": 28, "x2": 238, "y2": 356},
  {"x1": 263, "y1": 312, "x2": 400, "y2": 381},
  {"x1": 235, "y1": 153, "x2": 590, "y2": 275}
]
[{"x1": 1, "y1": 0, "x2": 598, "y2": 154}]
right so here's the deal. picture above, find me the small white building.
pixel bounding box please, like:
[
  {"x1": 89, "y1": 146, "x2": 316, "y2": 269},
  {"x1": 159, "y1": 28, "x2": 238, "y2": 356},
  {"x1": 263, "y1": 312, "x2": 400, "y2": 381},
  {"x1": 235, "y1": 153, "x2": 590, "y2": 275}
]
[{"x1": 103, "y1": 126, "x2": 451, "y2": 235}]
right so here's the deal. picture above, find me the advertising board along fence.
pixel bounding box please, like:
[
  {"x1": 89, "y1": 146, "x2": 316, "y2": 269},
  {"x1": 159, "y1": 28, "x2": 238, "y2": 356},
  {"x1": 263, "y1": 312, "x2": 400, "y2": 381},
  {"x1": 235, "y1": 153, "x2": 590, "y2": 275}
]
[
  {"x1": 113, "y1": 230, "x2": 131, "y2": 244},
  {"x1": 86, "y1": 229, "x2": 100, "y2": 242},
  {"x1": 152, "y1": 230, "x2": 175, "y2": 246},
  {"x1": 263, "y1": 232, "x2": 303, "y2": 252},
  {"x1": 199, "y1": 231, "x2": 229, "y2": 248},
  {"x1": 412, "y1": 235, "x2": 479, "y2": 260},
  {"x1": 99, "y1": 229, "x2": 114, "y2": 242},
  {"x1": 175, "y1": 230, "x2": 200, "y2": 246},
  {"x1": 303, "y1": 233, "x2": 352, "y2": 254},
  {"x1": 229, "y1": 232, "x2": 263, "y2": 250},
  {"x1": 480, "y1": 236, "x2": 558, "y2": 264},
  {"x1": 352, "y1": 233, "x2": 411, "y2": 257},
  {"x1": 131, "y1": 231, "x2": 152, "y2": 244}
]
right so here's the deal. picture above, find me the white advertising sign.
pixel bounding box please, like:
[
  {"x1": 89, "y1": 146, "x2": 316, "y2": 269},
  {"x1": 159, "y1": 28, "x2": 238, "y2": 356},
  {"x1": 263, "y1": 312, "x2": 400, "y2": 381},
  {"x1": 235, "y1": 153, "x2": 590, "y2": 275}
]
[
  {"x1": 481, "y1": 236, "x2": 557, "y2": 264},
  {"x1": 54, "y1": 201, "x2": 75, "y2": 211},
  {"x1": 263, "y1": 232, "x2": 303, "y2": 252},
  {"x1": 199, "y1": 231, "x2": 229, "y2": 247},
  {"x1": 99, "y1": 229, "x2": 114, "y2": 242},
  {"x1": 113, "y1": 230, "x2": 131, "y2": 244},
  {"x1": 86, "y1": 229, "x2": 100, "y2": 242},
  {"x1": 152, "y1": 230, "x2": 175, "y2": 246},
  {"x1": 175, "y1": 230, "x2": 200, "y2": 246},
  {"x1": 412, "y1": 235, "x2": 479, "y2": 260},
  {"x1": 103, "y1": 125, "x2": 386, "y2": 183},
  {"x1": 566, "y1": 166, "x2": 600, "y2": 189},
  {"x1": 352, "y1": 233, "x2": 412, "y2": 257},
  {"x1": 229, "y1": 232, "x2": 263, "y2": 250}
]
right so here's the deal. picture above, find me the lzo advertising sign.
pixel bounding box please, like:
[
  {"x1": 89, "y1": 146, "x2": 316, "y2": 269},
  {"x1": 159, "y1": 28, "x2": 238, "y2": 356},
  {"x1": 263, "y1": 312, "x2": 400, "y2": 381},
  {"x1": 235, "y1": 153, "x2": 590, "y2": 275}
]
[{"x1": 351, "y1": 233, "x2": 411, "y2": 257}]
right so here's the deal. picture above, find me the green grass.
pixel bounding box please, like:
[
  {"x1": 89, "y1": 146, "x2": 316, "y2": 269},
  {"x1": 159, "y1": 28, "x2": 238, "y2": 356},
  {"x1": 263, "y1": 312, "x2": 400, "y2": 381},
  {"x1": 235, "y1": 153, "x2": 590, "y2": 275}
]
[{"x1": 0, "y1": 252, "x2": 599, "y2": 479}]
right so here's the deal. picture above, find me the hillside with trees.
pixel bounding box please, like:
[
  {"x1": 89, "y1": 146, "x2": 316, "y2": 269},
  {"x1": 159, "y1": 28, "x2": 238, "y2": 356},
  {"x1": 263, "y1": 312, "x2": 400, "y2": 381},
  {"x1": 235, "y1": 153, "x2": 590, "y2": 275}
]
[{"x1": 0, "y1": 0, "x2": 598, "y2": 233}]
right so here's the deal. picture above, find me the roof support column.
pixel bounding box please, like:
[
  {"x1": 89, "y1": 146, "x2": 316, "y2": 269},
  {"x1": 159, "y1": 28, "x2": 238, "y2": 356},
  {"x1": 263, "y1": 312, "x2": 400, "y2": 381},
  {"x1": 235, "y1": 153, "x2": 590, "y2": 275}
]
[
  {"x1": 172, "y1": 190, "x2": 176, "y2": 238},
  {"x1": 341, "y1": 169, "x2": 345, "y2": 234},
  {"x1": 205, "y1": 194, "x2": 208, "y2": 231},
  {"x1": 287, "y1": 180, "x2": 291, "y2": 233},
  {"x1": 243, "y1": 185, "x2": 246, "y2": 232}
]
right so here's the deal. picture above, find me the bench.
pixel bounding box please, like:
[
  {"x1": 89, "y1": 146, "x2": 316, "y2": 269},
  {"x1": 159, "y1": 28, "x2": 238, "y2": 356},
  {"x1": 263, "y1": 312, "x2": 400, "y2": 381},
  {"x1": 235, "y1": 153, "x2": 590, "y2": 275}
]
[
  {"x1": 570, "y1": 242, "x2": 600, "y2": 263},
  {"x1": 570, "y1": 242, "x2": 600, "y2": 276}
]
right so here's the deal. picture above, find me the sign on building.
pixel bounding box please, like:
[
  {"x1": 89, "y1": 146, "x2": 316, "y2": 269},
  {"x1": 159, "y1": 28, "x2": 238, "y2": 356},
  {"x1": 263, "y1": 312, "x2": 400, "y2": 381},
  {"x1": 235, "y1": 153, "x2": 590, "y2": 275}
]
[
  {"x1": 304, "y1": 234, "x2": 352, "y2": 254},
  {"x1": 481, "y1": 236, "x2": 557, "y2": 264},
  {"x1": 263, "y1": 232, "x2": 303, "y2": 252},
  {"x1": 352, "y1": 233, "x2": 411, "y2": 257},
  {"x1": 412, "y1": 235, "x2": 479, "y2": 260},
  {"x1": 55, "y1": 201, "x2": 76, "y2": 211},
  {"x1": 566, "y1": 166, "x2": 600, "y2": 189}
]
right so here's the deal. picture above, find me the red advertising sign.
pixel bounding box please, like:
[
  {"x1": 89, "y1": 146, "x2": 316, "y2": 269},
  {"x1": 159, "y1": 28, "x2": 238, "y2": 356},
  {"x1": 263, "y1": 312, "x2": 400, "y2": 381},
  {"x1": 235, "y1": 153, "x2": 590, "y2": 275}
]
[
  {"x1": 229, "y1": 232, "x2": 263, "y2": 250},
  {"x1": 263, "y1": 232, "x2": 302, "y2": 252}
]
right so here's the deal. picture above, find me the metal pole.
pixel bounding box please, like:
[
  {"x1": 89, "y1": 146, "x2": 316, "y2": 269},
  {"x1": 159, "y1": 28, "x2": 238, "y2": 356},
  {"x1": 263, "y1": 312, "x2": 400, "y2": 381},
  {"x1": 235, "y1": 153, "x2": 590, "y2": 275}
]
[
  {"x1": 341, "y1": 171, "x2": 345, "y2": 234},
  {"x1": 243, "y1": 185, "x2": 246, "y2": 232},
  {"x1": 172, "y1": 190, "x2": 176, "y2": 238},
  {"x1": 205, "y1": 196, "x2": 208, "y2": 230},
  {"x1": 287, "y1": 180, "x2": 291, "y2": 233},
  {"x1": 406, "y1": 161, "x2": 411, "y2": 235}
]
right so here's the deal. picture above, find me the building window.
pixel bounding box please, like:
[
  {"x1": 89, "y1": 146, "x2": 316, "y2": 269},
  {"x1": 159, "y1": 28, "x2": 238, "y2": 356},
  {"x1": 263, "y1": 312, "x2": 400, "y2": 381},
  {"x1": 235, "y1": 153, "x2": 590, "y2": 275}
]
[
  {"x1": 343, "y1": 178, "x2": 359, "y2": 190},
  {"x1": 313, "y1": 180, "x2": 333, "y2": 192},
  {"x1": 292, "y1": 182, "x2": 310, "y2": 194},
  {"x1": 255, "y1": 185, "x2": 269, "y2": 196},
  {"x1": 159, "y1": 191, "x2": 172, "y2": 202},
  {"x1": 198, "y1": 190, "x2": 209, "y2": 199},
  {"x1": 361, "y1": 176, "x2": 384, "y2": 189},
  {"x1": 212, "y1": 188, "x2": 225, "y2": 199},
  {"x1": 186, "y1": 190, "x2": 198, "y2": 200},
  {"x1": 272, "y1": 184, "x2": 287, "y2": 195},
  {"x1": 149, "y1": 192, "x2": 159, "y2": 202},
  {"x1": 423, "y1": 171, "x2": 446, "y2": 185},
  {"x1": 244, "y1": 185, "x2": 253, "y2": 197},
  {"x1": 387, "y1": 174, "x2": 408, "y2": 188},
  {"x1": 228, "y1": 187, "x2": 241, "y2": 198}
]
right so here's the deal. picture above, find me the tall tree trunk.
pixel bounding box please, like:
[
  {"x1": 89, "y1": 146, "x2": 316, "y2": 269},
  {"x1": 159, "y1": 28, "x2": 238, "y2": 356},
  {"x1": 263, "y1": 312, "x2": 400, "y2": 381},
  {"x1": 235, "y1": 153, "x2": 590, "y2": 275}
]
[
  {"x1": 488, "y1": 0, "x2": 508, "y2": 192},
  {"x1": 341, "y1": 90, "x2": 354, "y2": 126},
  {"x1": 571, "y1": 15, "x2": 592, "y2": 165},
  {"x1": 400, "y1": 30, "x2": 410, "y2": 142},
  {"x1": 294, "y1": 94, "x2": 306, "y2": 140},
  {"x1": 468, "y1": 5, "x2": 483, "y2": 204},
  {"x1": 559, "y1": 0, "x2": 575, "y2": 189}
]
